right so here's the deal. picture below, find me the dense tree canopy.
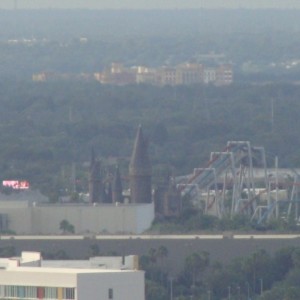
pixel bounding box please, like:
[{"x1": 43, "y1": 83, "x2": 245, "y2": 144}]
[
  {"x1": 0, "y1": 81, "x2": 300, "y2": 198},
  {"x1": 141, "y1": 245, "x2": 300, "y2": 300}
]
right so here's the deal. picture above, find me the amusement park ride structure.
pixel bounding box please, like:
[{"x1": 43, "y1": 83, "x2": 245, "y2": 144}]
[{"x1": 177, "y1": 141, "x2": 300, "y2": 225}]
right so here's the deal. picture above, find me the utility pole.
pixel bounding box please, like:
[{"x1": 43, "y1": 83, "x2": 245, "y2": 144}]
[
  {"x1": 169, "y1": 277, "x2": 173, "y2": 300},
  {"x1": 271, "y1": 98, "x2": 274, "y2": 133},
  {"x1": 71, "y1": 162, "x2": 76, "y2": 193},
  {"x1": 246, "y1": 281, "x2": 250, "y2": 300},
  {"x1": 228, "y1": 286, "x2": 231, "y2": 299},
  {"x1": 260, "y1": 278, "x2": 263, "y2": 296},
  {"x1": 275, "y1": 156, "x2": 279, "y2": 219}
]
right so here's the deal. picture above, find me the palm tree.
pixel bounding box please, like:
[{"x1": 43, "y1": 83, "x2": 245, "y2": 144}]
[
  {"x1": 157, "y1": 245, "x2": 169, "y2": 264},
  {"x1": 149, "y1": 248, "x2": 158, "y2": 265},
  {"x1": 59, "y1": 219, "x2": 74, "y2": 234},
  {"x1": 157, "y1": 245, "x2": 169, "y2": 284},
  {"x1": 185, "y1": 251, "x2": 210, "y2": 288}
]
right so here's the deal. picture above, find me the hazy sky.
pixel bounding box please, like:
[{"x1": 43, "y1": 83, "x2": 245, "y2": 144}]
[{"x1": 3, "y1": 0, "x2": 300, "y2": 10}]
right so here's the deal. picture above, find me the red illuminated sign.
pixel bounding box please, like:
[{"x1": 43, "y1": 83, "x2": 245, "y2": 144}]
[{"x1": 3, "y1": 180, "x2": 30, "y2": 190}]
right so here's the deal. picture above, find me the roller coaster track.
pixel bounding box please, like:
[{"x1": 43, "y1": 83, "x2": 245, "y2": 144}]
[
  {"x1": 178, "y1": 141, "x2": 253, "y2": 197},
  {"x1": 241, "y1": 188, "x2": 269, "y2": 213},
  {"x1": 177, "y1": 142, "x2": 300, "y2": 224},
  {"x1": 177, "y1": 144, "x2": 231, "y2": 193}
]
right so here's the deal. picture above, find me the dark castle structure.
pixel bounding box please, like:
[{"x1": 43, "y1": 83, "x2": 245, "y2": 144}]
[
  {"x1": 89, "y1": 148, "x2": 105, "y2": 203},
  {"x1": 154, "y1": 178, "x2": 182, "y2": 217},
  {"x1": 89, "y1": 125, "x2": 181, "y2": 215},
  {"x1": 112, "y1": 166, "x2": 123, "y2": 203},
  {"x1": 129, "y1": 125, "x2": 152, "y2": 204}
]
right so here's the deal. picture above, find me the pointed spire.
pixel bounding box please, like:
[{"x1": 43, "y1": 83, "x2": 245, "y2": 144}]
[
  {"x1": 89, "y1": 159, "x2": 105, "y2": 203},
  {"x1": 91, "y1": 160, "x2": 102, "y2": 181},
  {"x1": 129, "y1": 125, "x2": 151, "y2": 173},
  {"x1": 112, "y1": 165, "x2": 123, "y2": 203},
  {"x1": 106, "y1": 182, "x2": 113, "y2": 203},
  {"x1": 90, "y1": 147, "x2": 96, "y2": 170},
  {"x1": 129, "y1": 125, "x2": 152, "y2": 203}
]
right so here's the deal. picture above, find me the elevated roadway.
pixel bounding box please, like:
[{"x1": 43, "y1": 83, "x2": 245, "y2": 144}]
[
  {"x1": 1, "y1": 234, "x2": 299, "y2": 273},
  {"x1": 1, "y1": 234, "x2": 300, "y2": 240}
]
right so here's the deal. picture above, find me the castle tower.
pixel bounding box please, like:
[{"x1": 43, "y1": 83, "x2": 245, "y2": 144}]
[
  {"x1": 163, "y1": 178, "x2": 182, "y2": 217},
  {"x1": 129, "y1": 125, "x2": 152, "y2": 203},
  {"x1": 90, "y1": 147, "x2": 96, "y2": 169},
  {"x1": 89, "y1": 150, "x2": 105, "y2": 203},
  {"x1": 106, "y1": 182, "x2": 113, "y2": 203},
  {"x1": 112, "y1": 166, "x2": 123, "y2": 203}
]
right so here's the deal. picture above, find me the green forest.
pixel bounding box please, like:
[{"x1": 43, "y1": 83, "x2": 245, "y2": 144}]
[
  {"x1": 0, "y1": 81, "x2": 299, "y2": 201},
  {"x1": 142, "y1": 245, "x2": 300, "y2": 300}
]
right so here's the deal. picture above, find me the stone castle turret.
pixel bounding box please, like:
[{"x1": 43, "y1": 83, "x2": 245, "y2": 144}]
[
  {"x1": 129, "y1": 125, "x2": 152, "y2": 203},
  {"x1": 112, "y1": 166, "x2": 123, "y2": 203},
  {"x1": 89, "y1": 149, "x2": 105, "y2": 203}
]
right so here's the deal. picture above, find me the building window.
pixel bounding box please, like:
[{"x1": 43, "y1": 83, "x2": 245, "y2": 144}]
[
  {"x1": 108, "y1": 288, "x2": 113, "y2": 299},
  {"x1": 65, "y1": 287, "x2": 75, "y2": 299},
  {"x1": 0, "y1": 285, "x2": 75, "y2": 300},
  {"x1": 44, "y1": 287, "x2": 58, "y2": 299}
]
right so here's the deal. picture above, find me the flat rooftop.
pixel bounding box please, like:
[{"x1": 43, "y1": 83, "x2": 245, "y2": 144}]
[{"x1": 5, "y1": 267, "x2": 134, "y2": 274}]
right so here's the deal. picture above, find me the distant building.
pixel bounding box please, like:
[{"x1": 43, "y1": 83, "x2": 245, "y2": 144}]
[
  {"x1": 94, "y1": 63, "x2": 136, "y2": 85},
  {"x1": 175, "y1": 63, "x2": 204, "y2": 85},
  {"x1": 215, "y1": 64, "x2": 233, "y2": 85},
  {"x1": 203, "y1": 68, "x2": 217, "y2": 84},
  {"x1": 135, "y1": 66, "x2": 156, "y2": 85},
  {"x1": 0, "y1": 252, "x2": 145, "y2": 300},
  {"x1": 33, "y1": 60, "x2": 233, "y2": 86},
  {"x1": 97, "y1": 62, "x2": 232, "y2": 86},
  {"x1": 156, "y1": 66, "x2": 177, "y2": 86},
  {"x1": 32, "y1": 72, "x2": 49, "y2": 82}
]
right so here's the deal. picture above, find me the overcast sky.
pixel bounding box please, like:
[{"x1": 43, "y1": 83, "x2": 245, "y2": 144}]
[{"x1": 2, "y1": 0, "x2": 300, "y2": 10}]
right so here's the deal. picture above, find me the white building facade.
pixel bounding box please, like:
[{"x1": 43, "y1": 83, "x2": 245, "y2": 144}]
[
  {"x1": 0, "y1": 268, "x2": 144, "y2": 300},
  {"x1": 0, "y1": 252, "x2": 145, "y2": 300}
]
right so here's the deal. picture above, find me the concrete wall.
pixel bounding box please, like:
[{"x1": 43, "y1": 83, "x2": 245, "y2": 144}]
[
  {"x1": 0, "y1": 203, "x2": 154, "y2": 235},
  {"x1": 3, "y1": 237, "x2": 300, "y2": 274}
]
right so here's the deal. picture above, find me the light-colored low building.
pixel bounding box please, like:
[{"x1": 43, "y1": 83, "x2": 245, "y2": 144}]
[
  {"x1": 0, "y1": 201, "x2": 154, "y2": 235},
  {"x1": 0, "y1": 252, "x2": 145, "y2": 300},
  {"x1": 42, "y1": 255, "x2": 139, "y2": 270},
  {"x1": 203, "y1": 68, "x2": 217, "y2": 84},
  {"x1": 216, "y1": 64, "x2": 233, "y2": 85}
]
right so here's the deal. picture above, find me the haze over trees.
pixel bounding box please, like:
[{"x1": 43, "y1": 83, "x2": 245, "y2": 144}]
[
  {"x1": 0, "y1": 9, "x2": 299, "y2": 210},
  {"x1": 1, "y1": 10, "x2": 300, "y2": 80}
]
